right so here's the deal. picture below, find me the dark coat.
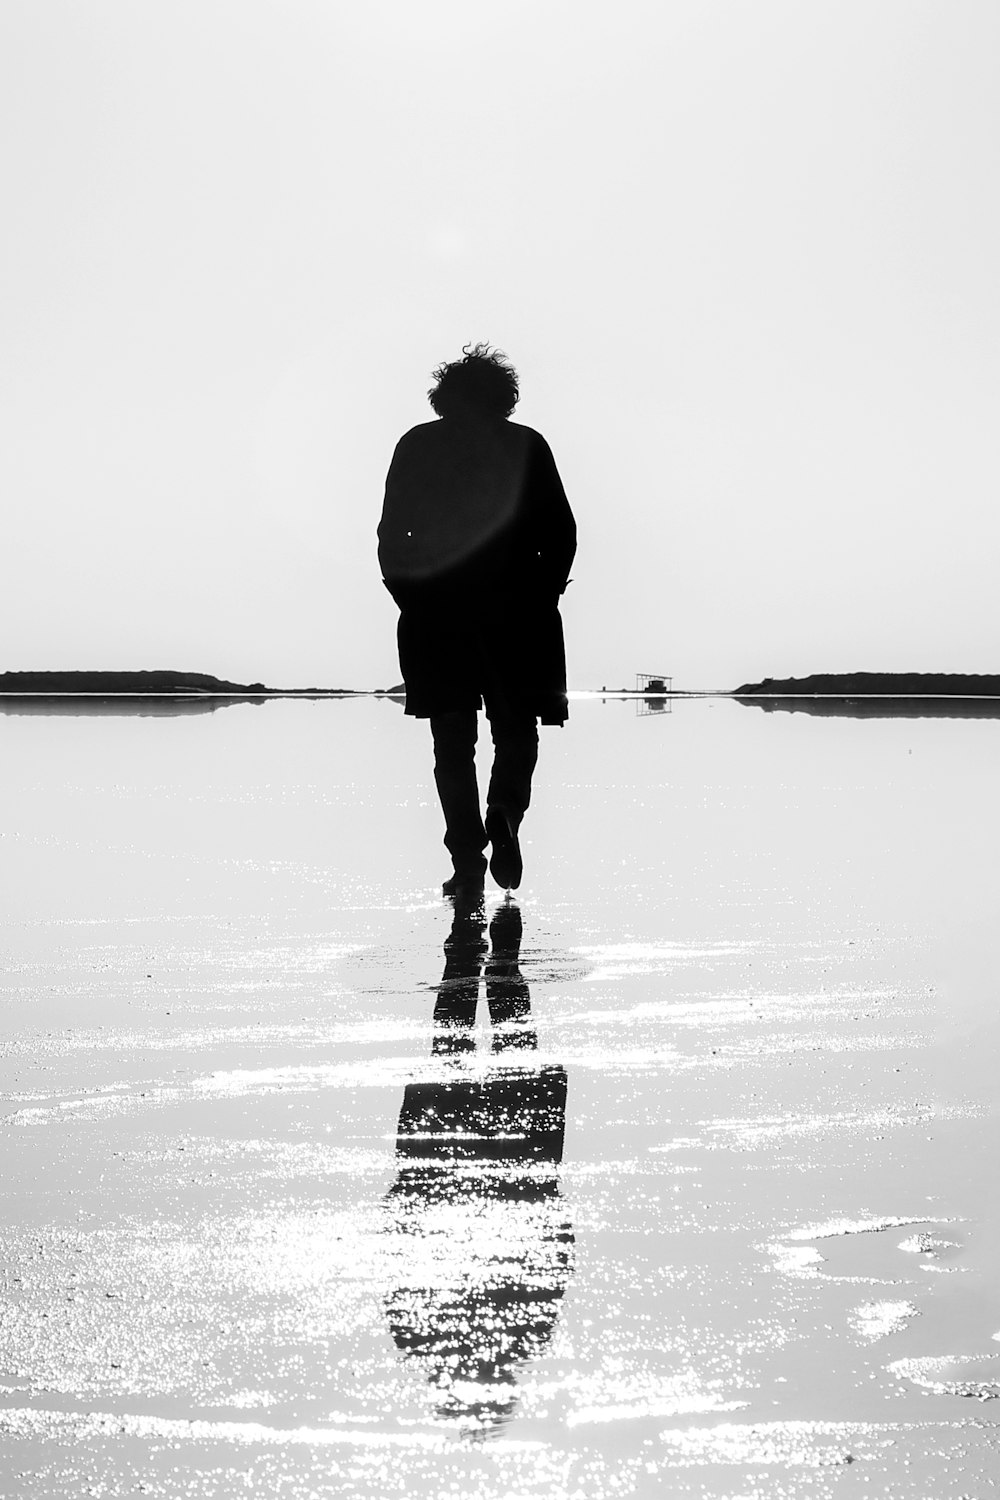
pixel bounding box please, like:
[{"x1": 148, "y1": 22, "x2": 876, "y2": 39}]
[{"x1": 378, "y1": 418, "x2": 577, "y2": 723}]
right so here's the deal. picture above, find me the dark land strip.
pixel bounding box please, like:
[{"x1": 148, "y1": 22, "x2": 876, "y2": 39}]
[
  {"x1": 733, "y1": 673, "x2": 1000, "y2": 719},
  {"x1": 6, "y1": 671, "x2": 1000, "y2": 721},
  {"x1": 0, "y1": 671, "x2": 404, "y2": 716}
]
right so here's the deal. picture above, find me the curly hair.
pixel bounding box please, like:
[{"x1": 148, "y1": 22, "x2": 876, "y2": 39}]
[{"x1": 427, "y1": 342, "x2": 519, "y2": 418}]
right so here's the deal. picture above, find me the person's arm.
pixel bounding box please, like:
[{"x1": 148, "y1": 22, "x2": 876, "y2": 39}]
[
  {"x1": 530, "y1": 434, "x2": 577, "y2": 595},
  {"x1": 377, "y1": 437, "x2": 418, "y2": 604}
]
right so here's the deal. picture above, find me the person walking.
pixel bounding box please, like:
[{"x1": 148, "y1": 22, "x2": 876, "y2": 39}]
[{"x1": 378, "y1": 344, "x2": 576, "y2": 897}]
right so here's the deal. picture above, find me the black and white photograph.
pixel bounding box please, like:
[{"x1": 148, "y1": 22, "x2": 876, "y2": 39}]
[{"x1": 2, "y1": 2, "x2": 999, "y2": 1495}]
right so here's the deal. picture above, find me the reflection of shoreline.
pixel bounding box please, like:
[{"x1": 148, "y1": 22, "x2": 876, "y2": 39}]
[
  {"x1": 0, "y1": 690, "x2": 404, "y2": 715},
  {"x1": 0, "y1": 695, "x2": 268, "y2": 717},
  {"x1": 383, "y1": 903, "x2": 574, "y2": 1432},
  {"x1": 734, "y1": 695, "x2": 1000, "y2": 720}
]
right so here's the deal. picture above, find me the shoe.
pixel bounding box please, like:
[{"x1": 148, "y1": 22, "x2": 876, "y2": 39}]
[
  {"x1": 442, "y1": 871, "x2": 485, "y2": 899},
  {"x1": 485, "y1": 807, "x2": 522, "y2": 890}
]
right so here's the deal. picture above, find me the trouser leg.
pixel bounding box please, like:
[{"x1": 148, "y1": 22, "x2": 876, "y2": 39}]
[
  {"x1": 485, "y1": 710, "x2": 539, "y2": 832},
  {"x1": 430, "y1": 710, "x2": 488, "y2": 875}
]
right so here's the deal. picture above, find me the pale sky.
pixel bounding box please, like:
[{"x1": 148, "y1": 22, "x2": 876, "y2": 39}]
[{"x1": 2, "y1": 1, "x2": 998, "y2": 689}]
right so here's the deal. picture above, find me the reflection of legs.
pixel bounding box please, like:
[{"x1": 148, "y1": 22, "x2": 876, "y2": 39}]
[
  {"x1": 433, "y1": 901, "x2": 487, "y2": 1054},
  {"x1": 486, "y1": 903, "x2": 536, "y2": 1051},
  {"x1": 484, "y1": 708, "x2": 538, "y2": 890},
  {"x1": 430, "y1": 711, "x2": 488, "y2": 881}
]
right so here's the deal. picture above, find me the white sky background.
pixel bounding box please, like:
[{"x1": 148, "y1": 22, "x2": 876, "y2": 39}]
[{"x1": 2, "y1": 1, "x2": 998, "y2": 690}]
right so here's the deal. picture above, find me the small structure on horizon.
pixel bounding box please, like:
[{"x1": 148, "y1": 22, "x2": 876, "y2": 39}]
[
  {"x1": 636, "y1": 672, "x2": 673, "y2": 715},
  {"x1": 636, "y1": 672, "x2": 672, "y2": 695}
]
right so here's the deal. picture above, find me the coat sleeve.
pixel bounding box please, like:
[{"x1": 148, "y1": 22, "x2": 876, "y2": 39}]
[
  {"x1": 377, "y1": 438, "x2": 411, "y2": 602},
  {"x1": 529, "y1": 434, "x2": 577, "y2": 595}
]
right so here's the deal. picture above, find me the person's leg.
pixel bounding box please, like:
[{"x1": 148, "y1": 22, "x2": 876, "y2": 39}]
[
  {"x1": 429, "y1": 710, "x2": 488, "y2": 885},
  {"x1": 483, "y1": 701, "x2": 538, "y2": 889},
  {"x1": 486, "y1": 709, "x2": 538, "y2": 831}
]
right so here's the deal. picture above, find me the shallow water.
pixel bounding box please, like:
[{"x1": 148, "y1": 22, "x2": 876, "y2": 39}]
[{"x1": 1, "y1": 697, "x2": 999, "y2": 1497}]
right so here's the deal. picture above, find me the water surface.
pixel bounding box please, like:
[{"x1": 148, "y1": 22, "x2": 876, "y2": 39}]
[{"x1": 1, "y1": 698, "x2": 998, "y2": 1496}]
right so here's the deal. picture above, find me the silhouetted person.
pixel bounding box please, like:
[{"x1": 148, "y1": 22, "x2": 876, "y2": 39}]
[
  {"x1": 378, "y1": 344, "x2": 576, "y2": 896},
  {"x1": 383, "y1": 901, "x2": 573, "y2": 1431}
]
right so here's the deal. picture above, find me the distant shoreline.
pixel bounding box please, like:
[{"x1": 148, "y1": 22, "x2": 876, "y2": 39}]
[
  {"x1": 733, "y1": 672, "x2": 1000, "y2": 697},
  {"x1": 729, "y1": 672, "x2": 1000, "y2": 719},
  {"x1": 4, "y1": 670, "x2": 1000, "y2": 704},
  {"x1": 0, "y1": 671, "x2": 397, "y2": 698}
]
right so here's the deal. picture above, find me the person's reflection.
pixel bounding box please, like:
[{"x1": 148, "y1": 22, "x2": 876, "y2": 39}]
[{"x1": 383, "y1": 900, "x2": 574, "y2": 1431}]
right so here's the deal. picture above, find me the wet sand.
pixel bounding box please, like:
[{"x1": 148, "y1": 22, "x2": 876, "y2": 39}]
[{"x1": 1, "y1": 697, "x2": 999, "y2": 1497}]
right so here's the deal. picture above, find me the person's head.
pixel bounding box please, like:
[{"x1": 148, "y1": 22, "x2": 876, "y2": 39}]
[{"x1": 428, "y1": 343, "x2": 519, "y2": 420}]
